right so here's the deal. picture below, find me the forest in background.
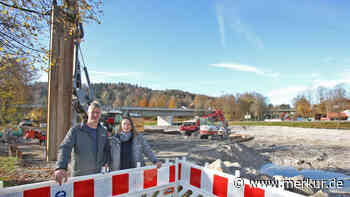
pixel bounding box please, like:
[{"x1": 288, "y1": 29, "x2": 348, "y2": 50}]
[
  {"x1": 1, "y1": 55, "x2": 350, "y2": 125},
  {"x1": 17, "y1": 81, "x2": 350, "y2": 123},
  {"x1": 1, "y1": 1, "x2": 350, "y2": 124}
]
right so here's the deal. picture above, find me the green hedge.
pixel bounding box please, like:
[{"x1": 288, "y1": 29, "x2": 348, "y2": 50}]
[{"x1": 229, "y1": 121, "x2": 350, "y2": 130}]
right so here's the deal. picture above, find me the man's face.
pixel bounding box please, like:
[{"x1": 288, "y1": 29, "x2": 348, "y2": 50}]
[{"x1": 87, "y1": 107, "x2": 101, "y2": 124}]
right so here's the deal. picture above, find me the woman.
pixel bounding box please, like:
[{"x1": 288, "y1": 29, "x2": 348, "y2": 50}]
[{"x1": 109, "y1": 116, "x2": 161, "y2": 171}]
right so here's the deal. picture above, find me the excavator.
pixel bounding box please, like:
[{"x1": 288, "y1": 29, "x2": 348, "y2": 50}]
[
  {"x1": 72, "y1": 22, "x2": 94, "y2": 117},
  {"x1": 179, "y1": 109, "x2": 231, "y2": 139}
]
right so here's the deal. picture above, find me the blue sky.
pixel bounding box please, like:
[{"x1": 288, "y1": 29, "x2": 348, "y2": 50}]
[{"x1": 39, "y1": 0, "x2": 350, "y2": 105}]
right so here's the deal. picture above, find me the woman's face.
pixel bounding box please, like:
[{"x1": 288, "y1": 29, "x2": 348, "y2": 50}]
[{"x1": 121, "y1": 119, "x2": 132, "y2": 132}]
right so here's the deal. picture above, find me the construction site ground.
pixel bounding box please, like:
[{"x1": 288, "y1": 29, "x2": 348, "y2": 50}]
[{"x1": 1, "y1": 125, "x2": 349, "y2": 196}]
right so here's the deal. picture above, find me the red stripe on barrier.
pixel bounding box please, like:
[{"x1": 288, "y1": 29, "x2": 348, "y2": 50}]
[
  {"x1": 74, "y1": 179, "x2": 94, "y2": 197},
  {"x1": 178, "y1": 163, "x2": 182, "y2": 180},
  {"x1": 112, "y1": 173, "x2": 129, "y2": 195},
  {"x1": 169, "y1": 165, "x2": 175, "y2": 183},
  {"x1": 24, "y1": 186, "x2": 50, "y2": 197},
  {"x1": 244, "y1": 184, "x2": 265, "y2": 197},
  {"x1": 144, "y1": 168, "x2": 158, "y2": 189},
  {"x1": 190, "y1": 167, "x2": 201, "y2": 188},
  {"x1": 213, "y1": 174, "x2": 228, "y2": 197}
]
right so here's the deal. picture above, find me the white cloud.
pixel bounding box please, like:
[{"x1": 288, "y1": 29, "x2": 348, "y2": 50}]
[
  {"x1": 268, "y1": 70, "x2": 350, "y2": 105},
  {"x1": 311, "y1": 79, "x2": 350, "y2": 89},
  {"x1": 211, "y1": 63, "x2": 279, "y2": 77},
  {"x1": 310, "y1": 73, "x2": 320, "y2": 78},
  {"x1": 216, "y1": 4, "x2": 226, "y2": 48},
  {"x1": 212, "y1": 63, "x2": 263, "y2": 74},
  {"x1": 268, "y1": 86, "x2": 308, "y2": 105},
  {"x1": 229, "y1": 20, "x2": 264, "y2": 49},
  {"x1": 215, "y1": 1, "x2": 264, "y2": 49}
]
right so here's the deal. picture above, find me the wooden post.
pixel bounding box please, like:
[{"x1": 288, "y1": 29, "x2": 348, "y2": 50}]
[{"x1": 47, "y1": 2, "x2": 75, "y2": 161}]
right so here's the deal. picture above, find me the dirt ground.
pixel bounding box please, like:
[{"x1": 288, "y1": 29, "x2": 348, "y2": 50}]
[
  {"x1": 1, "y1": 125, "x2": 350, "y2": 196},
  {"x1": 144, "y1": 125, "x2": 350, "y2": 196},
  {"x1": 144, "y1": 126, "x2": 350, "y2": 175},
  {"x1": 235, "y1": 126, "x2": 350, "y2": 175}
]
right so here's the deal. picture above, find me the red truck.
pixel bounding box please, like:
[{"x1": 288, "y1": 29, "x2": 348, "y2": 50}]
[
  {"x1": 179, "y1": 110, "x2": 230, "y2": 139},
  {"x1": 179, "y1": 119, "x2": 200, "y2": 136},
  {"x1": 319, "y1": 112, "x2": 348, "y2": 121}
]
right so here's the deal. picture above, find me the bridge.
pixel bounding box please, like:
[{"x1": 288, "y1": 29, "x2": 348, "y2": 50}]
[
  {"x1": 15, "y1": 104, "x2": 210, "y2": 116},
  {"x1": 13, "y1": 104, "x2": 46, "y2": 108},
  {"x1": 102, "y1": 106, "x2": 211, "y2": 117},
  {"x1": 15, "y1": 104, "x2": 212, "y2": 126},
  {"x1": 102, "y1": 106, "x2": 212, "y2": 126}
]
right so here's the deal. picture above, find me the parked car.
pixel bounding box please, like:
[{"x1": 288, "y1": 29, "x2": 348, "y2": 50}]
[
  {"x1": 39, "y1": 123, "x2": 47, "y2": 128},
  {"x1": 18, "y1": 120, "x2": 33, "y2": 127}
]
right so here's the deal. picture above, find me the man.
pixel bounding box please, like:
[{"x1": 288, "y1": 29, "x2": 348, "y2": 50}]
[{"x1": 54, "y1": 101, "x2": 109, "y2": 185}]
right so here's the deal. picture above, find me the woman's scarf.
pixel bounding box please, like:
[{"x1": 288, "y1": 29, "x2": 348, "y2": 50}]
[
  {"x1": 119, "y1": 131, "x2": 132, "y2": 142},
  {"x1": 119, "y1": 131, "x2": 134, "y2": 170}
]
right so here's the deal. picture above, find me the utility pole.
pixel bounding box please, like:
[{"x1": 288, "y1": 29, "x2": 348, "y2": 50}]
[{"x1": 47, "y1": 0, "x2": 76, "y2": 161}]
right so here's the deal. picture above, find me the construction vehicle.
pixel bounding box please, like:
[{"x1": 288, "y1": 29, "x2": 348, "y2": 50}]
[
  {"x1": 72, "y1": 22, "x2": 94, "y2": 117},
  {"x1": 101, "y1": 111, "x2": 144, "y2": 134},
  {"x1": 317, "y1": 112, "x2": 348, "y2": 121},
  {"x1": 178, "y1": 119, "x2": 200, "y2": 136},
  {"x1": 179, "y1": 109, "x2": 230, "y2": 139}
]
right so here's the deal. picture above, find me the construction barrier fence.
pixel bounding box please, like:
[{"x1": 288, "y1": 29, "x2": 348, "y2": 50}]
[{"x1": 0, "y1": 158, "x2": 304, "y2": 197}]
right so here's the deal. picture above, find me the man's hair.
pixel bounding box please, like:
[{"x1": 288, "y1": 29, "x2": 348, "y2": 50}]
[{"x1": 89, "y1": 101, "x2": 101, "y2": 111}]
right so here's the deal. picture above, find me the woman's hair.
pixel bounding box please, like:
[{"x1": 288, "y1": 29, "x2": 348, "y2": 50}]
[{"x1": 117, "y1": 116, "x2": 138, "y2": 137}]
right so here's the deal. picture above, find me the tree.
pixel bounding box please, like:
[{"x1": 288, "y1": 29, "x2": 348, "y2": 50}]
[
  {"x1": 112, "y1": 96, "x2": 123, "y2": 107},
  {"x1": 100, "y1": 90, "x2": 109, "y2": 105},
  {"x1": 293, "y1": 95, "x2": 311, "y2": 118},
  {"x1": 158, "y1": 94, "x2": 169, "y2": 107},
  {"x1": 29, "y1": 108, "x2": 47, "y2": 122},
  {"x1": 0, "y1": 0, "x2": 103, "y2": 66},
  {"x1": 237, "y1": 93, "x2": 256, "y2": 119},
  {"x1": 220, "y1": 94, "x2": 236, "y2": 121},
  {"x1": 0, "y1": 58, "x2": 37, "y2": 124},
  {"x1": 138, "y1": 96, "x2": 148, "y2": 107},
  {"x1": 124, "y1": 94, "x2": 137, "y2": 107},
  {"x1": 251, "y1": 92, "x2": 267, "y2": 120},
  {"x1": 304, "y1": 89, "x2": 314, "y2": 105},
  {"x1": 193, "y1": 95, "x2": 208, "y2": 109},
  {"x1": 168, "y1": 96, "x2": 177, "y2": 108},
  {"x1": 331, "y1": 84, "x2": 347, "y2": 112},
  {"x1": 148, "y1": 93, "x2": 162, "y2": 107},
  {"x1": 182, "y1": 95, "x2": 193, "y2": 108}
]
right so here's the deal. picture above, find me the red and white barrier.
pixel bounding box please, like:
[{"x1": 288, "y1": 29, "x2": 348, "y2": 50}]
[
  {"x1": 0, "y1": 158, "x2": 305, "y2": 197},
  {"x1": 0, "y1": 161, "x2": 177, "y2": 197},
  {"x1": 177, "y1": 158, "x2": 305, "y2": 197}
]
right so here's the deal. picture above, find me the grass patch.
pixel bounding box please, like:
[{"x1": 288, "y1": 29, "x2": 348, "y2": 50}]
[
  {"x1": 0, "y1": 156, "x2": 18, "y2": 173},
  {"x1": 0, "y1": 156, "x2": 19, "y2": 187},
  {"x1": 229, "y1": 121, "x2": 350, "y2": 130},
  {"x1": 144, "y1": 120, "x2": 157, "y2": 126}
]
